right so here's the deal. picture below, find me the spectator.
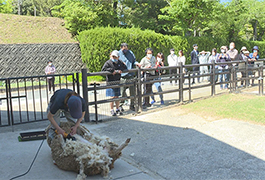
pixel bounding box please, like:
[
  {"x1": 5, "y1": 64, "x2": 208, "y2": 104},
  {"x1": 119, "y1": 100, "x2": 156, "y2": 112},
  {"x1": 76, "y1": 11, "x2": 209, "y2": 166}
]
[
  {"x1": 238, "y1": 46, "x2": 248, "y2": 87},
  {"x1": 118, "y1": 43, "x2": 140, "y2": 112},
  {"x1": 217, "y1": 46, "x2": 231, "y2": 90},
  {"x1": 45, "y1": 60, "x2": 56, "y2": 94},
  {"x1": 208, "y1": 48, "x2": 219, "y2": 83},
  {"x1": 167, "y1": 48, "x2": 178, "y2": 85},
  {"x1": 151, "y1": 52, "x2": 165, "y2": 105},
  {"x1": 46, "y1": 89, "x2": 86, "y2": 143},
  {"x1": 248, "y1": 46, "x2": 259, "y2": 86},
  {"x1": 191, "y1": 44, "x2": 200, "y2": 84},
  {"x1": 140, "y1": 48, "x2": 156, "y2": 109},
  {"x1": 178, "y1": 50, "x2": 186, "y2": 83},
  {"x1": 238, "y1": 46, "x2": 247, "y2": 60},
  {"x1": 198, "y1": 50, "x2": 210, "y2": 82},
  {"x1": 227, "y1": 42, "x2": 239, "y2": 61},
  {"x1": 102, "y1": 50, "x2": 127, "y2": 116}
]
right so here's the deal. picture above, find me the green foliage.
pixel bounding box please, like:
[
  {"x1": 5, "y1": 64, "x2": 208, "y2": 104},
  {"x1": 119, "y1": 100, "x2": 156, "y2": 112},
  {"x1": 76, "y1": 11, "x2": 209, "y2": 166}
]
[
  {"x1": 119, "y1": 0, "x2": 169, "y2": 34},
  {"x1": 78, "y1": 27, "x2": 265, "y2": 72},
  {"x1": 159, "y1": 0, "x2": 220, "y2": 36},
  {"x1": 52, "y1": 0, "x2": 118, "y2": 36},
  {"x1": 78, "y1": 27, "x2": 189, "y2": 72},
  {"x1": 0, "y1": 0, "x2": 13, "y2": 13},
  {"x1": 32, "y1": 0, "x2": 64, "y2": 16}
]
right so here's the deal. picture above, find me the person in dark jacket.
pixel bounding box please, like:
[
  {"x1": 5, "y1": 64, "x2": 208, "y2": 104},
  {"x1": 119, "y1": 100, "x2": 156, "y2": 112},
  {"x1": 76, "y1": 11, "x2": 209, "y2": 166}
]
[
  {"x1": 102, "y1": 50, "x2": 128, "y2": 116},
  {"x1": 190, "y1": 44, "x2": 200, "y2": 84}
]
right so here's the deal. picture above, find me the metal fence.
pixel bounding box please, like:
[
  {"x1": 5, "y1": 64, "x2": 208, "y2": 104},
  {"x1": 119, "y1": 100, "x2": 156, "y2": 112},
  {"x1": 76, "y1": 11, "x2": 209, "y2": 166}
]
[
  {"x1": 1, "y1": 59, "x2": 264, "y2": 126},
  {"x1": 81, "y1": 59, "x2": 265, "y2": 123},
  {"x1": 0, "y1": 73, "x2": 80, "y2": 127}
]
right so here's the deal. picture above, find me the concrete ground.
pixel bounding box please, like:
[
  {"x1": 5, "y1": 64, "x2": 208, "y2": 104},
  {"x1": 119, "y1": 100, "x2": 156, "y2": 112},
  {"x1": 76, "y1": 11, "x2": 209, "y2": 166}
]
[{"x1": 1, "y1": 102, "x2": 265, "y2": 180}]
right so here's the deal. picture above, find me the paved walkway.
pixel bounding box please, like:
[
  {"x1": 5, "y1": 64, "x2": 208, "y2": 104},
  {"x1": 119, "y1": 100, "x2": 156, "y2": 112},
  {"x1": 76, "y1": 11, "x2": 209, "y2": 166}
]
[{"x1": 1, "y1": 97, "x2": 265, "y2": 179}]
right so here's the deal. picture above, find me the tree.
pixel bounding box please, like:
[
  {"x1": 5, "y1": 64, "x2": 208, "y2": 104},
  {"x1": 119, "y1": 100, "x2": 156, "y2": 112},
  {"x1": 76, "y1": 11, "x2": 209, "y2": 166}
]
[
  {"x1": 52, "y1": 0, "x2": 119, "y2": 36},
  {"x1": 12, "y1": 0, "x2": 35, "y2": 15},
  {"x1": 159, "y1": 0, "x2": 220, "y2": 36},
  {"x1": 32, "y1": 0, "x2": 64, "y2": 16},
  {"x1": 119, "y1": 0, "x2": 169, "y2": 34},
  {"x1": 0, "y1": 0, "x2": 13, "y2": 13}
]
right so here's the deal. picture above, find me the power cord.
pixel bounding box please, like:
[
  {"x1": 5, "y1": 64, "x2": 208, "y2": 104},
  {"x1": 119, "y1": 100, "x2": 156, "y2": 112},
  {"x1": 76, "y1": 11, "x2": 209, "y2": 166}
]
[{"x1": 10, "y1": 139, "x2": 45, "y2": 180}]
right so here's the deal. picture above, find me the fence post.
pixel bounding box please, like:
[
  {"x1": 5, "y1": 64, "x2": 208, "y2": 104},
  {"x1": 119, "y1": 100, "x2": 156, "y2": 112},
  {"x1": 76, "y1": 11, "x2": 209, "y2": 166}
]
[
  {"x1": 179, "y1": 63, "x2": 183, "y2": 102},
  {"x1": 188, "y1": 72, "x2": 191, "y2": 102},
  {"x1": 76, "y1": 72, "x2": 80, "y2": 95},
  {"x1": 211, "y1": 61, "x2": 215, "y2": 96},
  {"x1": 245, "y1": 62, "x2": 249, "y2": 87},
  {"x1": 136, "y1": 66, "x2": 142, "y2": 112},
  {"x1": 81, "y1": 69, "x2": 90, "y2": 122}
]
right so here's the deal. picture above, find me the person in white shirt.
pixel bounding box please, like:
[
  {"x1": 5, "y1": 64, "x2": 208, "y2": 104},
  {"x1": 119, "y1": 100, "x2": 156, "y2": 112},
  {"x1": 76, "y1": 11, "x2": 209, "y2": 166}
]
[
  {"x1": 167, "y1": 48, "x2": 178, "y2": 84},
  {"x1": 198, "y1": 50, "x2": 210, "y2": 81}
]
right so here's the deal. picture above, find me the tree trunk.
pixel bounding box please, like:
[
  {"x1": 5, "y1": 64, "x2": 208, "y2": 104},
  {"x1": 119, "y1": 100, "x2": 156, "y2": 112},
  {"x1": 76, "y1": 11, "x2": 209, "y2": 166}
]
[{"x1": 252, "y1": 20, "x2": 258, "y2": 41}]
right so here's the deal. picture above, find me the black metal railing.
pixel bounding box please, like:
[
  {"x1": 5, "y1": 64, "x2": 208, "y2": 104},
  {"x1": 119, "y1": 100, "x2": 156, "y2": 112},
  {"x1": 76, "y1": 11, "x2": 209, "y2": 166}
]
[
  {"x1": 81, "y1": 59, "x2": 265, "y2": 123},
  {"x1": 1, "y1": 59, "x2": 264, "y2": 126}
]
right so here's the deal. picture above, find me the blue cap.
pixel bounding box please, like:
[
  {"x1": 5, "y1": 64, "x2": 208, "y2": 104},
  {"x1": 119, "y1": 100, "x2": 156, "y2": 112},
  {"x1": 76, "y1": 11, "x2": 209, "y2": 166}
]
[
  {"x1": 67, "y1": 96, "x2": 82, "y2": 119},
  {"x1": 253, "y1": 46, "x2": 259, "y2": 51}
]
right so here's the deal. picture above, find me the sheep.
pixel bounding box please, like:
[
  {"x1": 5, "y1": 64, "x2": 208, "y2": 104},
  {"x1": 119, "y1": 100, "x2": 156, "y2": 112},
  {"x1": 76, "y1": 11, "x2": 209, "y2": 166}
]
[{"x1": 46, "y1": 121, "x2": 130, "y2": 180}]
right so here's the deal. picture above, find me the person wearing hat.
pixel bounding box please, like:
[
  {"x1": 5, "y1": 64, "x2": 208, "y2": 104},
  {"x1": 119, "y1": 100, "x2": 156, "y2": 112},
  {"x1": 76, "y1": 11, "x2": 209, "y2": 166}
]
[
  {"x1": 248, "y1": 46, "x2": 259, "y2": 86},
  {"x1": 102, "y1": 50, "x2": 128, "y2": 116},
  {"x1": 238, "y1": 46, "x2": 248, "y2": 60},
  {"x1": 140, "y1": 47, "x2": 157, "y2": 108},
  {"x1": 167, "y1": 48, "x2": 178, "y2": 85},
  {"x1": 45, "y1": 60, "x2": 56, "y2": 94},
  {"x1": 46, "y1": 89, "x2": 86, "y2": 142},
  {"x1": 217, "y1": 46, "x2": 231, "y2": 90},
  {"x1": 238, "y1": 46, "x2": 248, "y2": 87},
  {"x1": 190, "y1": 44, "x2": 200, "y2": 84},
  {"x1": 118, "y1": 43, "x2": 141, "y2": 111}
]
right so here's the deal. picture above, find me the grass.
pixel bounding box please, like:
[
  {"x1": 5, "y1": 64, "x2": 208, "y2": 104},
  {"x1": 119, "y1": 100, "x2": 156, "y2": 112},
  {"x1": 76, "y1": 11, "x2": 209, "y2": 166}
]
[
  {"x1": 181, "y1": 94, "x2": 265, "y2": 125},
  {"x1": 0, "y1": 13, "x2": 76, "y2": 44}
]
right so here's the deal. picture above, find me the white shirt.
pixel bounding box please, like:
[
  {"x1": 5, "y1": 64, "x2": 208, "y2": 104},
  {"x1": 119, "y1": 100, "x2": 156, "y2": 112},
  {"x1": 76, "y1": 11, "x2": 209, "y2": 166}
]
[
  {"x1": 167, "y1": 54, "x2": 178, "y2": 66},
  {"x1": 177, "y1": 56, "x2": 186, "y2": 65}
]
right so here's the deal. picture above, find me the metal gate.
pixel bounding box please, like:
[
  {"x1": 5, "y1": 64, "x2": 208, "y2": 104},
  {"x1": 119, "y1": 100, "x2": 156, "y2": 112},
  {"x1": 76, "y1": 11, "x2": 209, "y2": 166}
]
[{"x1": 0, "y1": 73, "x2": 79, "y2": 127}]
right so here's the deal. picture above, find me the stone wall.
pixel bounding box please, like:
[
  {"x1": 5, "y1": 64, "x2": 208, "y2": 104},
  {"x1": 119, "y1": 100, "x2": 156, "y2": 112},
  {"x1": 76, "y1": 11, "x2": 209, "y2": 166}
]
[{"x1": 0, "y1": 43, "x2": 86, "y2": 78}]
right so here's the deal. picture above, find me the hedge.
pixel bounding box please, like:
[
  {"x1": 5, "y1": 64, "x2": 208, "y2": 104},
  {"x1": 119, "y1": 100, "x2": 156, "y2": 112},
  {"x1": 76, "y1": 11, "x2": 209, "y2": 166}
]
[{"x1": 78, "y1": 27, "x2": 265, "y2": 72}]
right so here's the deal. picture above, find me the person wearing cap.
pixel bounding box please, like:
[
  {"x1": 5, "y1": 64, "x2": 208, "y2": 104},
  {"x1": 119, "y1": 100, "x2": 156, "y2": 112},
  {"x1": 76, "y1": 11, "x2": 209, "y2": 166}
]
[
  {"x1": 238, "y1": 46, "x2": 247, "y2": 60},
  {"x1": 46, "y1": 89, "x2": 86, "y2": 142},
  {"x1": 238, "y1": 46, "x2": 248, "y2": 87},
  {"x1": 102, "y1": 50, "x2": 128, "y2": 116},
  {"x1": 191, "y1": 44, "x2": 200, "y2": 84},
  {"x1": 241, "y1": 50, "x2": 254, "y2": 86},
  {"x1": 167, "y1": 48, "x2": 178, "y2": 85},
  {"x1": 45, "y1": 60, "x2": 56, "y2": 94},
  {"x1": 140, "y1": 47, "x2": 157, "y2": 108},
  {"x1": 248, "y1": 46, "x2": 259, "y2": 86},
  {"x1": 118, "y1": 43, "x2": 141, "y2": 111},
  {"x1": 198, "y1": 50, "x2": 210, "y2": 82},
  {"x1": 217, "y1": 46, "x2": 231, "y2": 90}
]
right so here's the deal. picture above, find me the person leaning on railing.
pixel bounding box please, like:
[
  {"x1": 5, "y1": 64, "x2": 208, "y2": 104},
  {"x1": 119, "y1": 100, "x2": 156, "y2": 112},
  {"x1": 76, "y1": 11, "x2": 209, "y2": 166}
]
[
  {"x1": 118, "y1": 43, "x2": 141, "y2": 112},
  {"x1": 249, "y1": 46, "x2": 260, "y2": 86},
  {"x1": 140, "y1": 48, "x2": 157, "y2": 109},
  {"x1": 217, "y1": 46, "x2": 231, "y2": 90},
  {"x1": 150, "y1": 52, "x2": 165, "y2": 105},
  {"x1": 208, "y1": 48, "x2": 219, "y2": 83},
  {"x1": 101, "y1": 50, "x2": 128, "y2": 116},
  {"x1": 238, "y1": 46, "x2": 248, "y2": 87}
]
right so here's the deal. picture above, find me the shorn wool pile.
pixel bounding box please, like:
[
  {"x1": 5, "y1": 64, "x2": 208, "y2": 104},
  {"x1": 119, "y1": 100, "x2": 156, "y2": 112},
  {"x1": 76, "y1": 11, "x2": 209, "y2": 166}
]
[{"x1": 46, "y1": 122, "x2": 130, "y2": 180}]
